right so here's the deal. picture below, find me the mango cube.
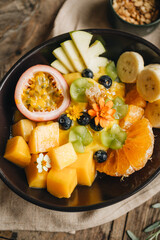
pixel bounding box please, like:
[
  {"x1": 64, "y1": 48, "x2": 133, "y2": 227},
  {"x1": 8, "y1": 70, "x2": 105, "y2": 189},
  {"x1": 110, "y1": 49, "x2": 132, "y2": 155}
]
[
  {"x1": 12, "y1": 119, "x2": 36, "y2": 142},
  {"x1": 70, "y1": 151, "x2": 96, "y2": 186},
  {"x1": 47, "y1": 167, "x2": 77, "y2": 198},
  {"x1": 13, "y1": 109, "x2": 25, "y2": 123},
  {"x1": 4, "y1": 136, "x2": 31, "y2": 167},
  {"x1": 25, "y1": 154, "x2": 49, "y2": 188},
  {"x1": 49, "y1": 142, "x2": 77, "y2": 170},
  {"x1": 59, "y1": 129, "x2": 70, "y2": 146},
  {"x1": 63, "y1": 72, "x2": 82, "y2": 86},
  {"x1": 28, "y1": 122, "x2": 59, "y2": 154}
]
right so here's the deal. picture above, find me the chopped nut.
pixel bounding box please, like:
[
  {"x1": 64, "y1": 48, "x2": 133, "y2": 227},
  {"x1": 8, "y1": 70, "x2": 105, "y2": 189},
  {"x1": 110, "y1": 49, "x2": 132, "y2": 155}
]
[
  {"x1": 145, "y1": 13, "x2": 151, "y2": 19},
  {"x1": 112, "y1": 0, "x2": 160, "y2": 25}
]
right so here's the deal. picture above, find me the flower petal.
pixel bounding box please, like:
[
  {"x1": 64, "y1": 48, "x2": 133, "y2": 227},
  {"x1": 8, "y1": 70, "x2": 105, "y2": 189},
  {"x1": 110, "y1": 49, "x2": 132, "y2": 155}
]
[
  {"x1": 95, "y1": 117, "x2": 100, "y2": 126},
  {"x1": 107, "y1": 108, "x2": 116, "y2": 115},
  {"x1": 105, "y1": 100, "x2": 113, "y2": 109},
  {"x1": 37, "y1": 158, "x2": 42, "y2": 164},
  {"x1": 104, "y1": 115, "x2": 114, "y2": 120},
  {"x1": 100, "y1": 118, "x2": 109, "y2": 128},
  {"x1": 99, "y1": 98, "x2": 105, "y2": 109},
  {"x1": 39, "y1": 153, "x2": 44, "y2": 159},
  {"x1": 92, "y1": 103, "x2": 100, "y2": 112},
  {"x1": 43, "y1": 166, "x2": 48, "y2": 172},
  {"x1": 88, "y1": 109, "x2": 97, "y2": 117},
  {"x1": 37, "y1": 165, "x2": 43, "y2": 173}
]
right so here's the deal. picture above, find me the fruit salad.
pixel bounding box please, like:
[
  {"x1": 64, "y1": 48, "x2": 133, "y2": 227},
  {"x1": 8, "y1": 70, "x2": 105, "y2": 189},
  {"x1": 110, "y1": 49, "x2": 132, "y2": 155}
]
[{"x1": 4, "y1": 30, "x2": 160, "y2": 199}]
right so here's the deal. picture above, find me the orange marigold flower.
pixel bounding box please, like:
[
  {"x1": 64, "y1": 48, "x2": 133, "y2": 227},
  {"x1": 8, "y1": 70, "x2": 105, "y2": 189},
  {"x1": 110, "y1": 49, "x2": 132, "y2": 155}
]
[{"x1": 88, "y1": 98, "x2": 116, "y2": 128}]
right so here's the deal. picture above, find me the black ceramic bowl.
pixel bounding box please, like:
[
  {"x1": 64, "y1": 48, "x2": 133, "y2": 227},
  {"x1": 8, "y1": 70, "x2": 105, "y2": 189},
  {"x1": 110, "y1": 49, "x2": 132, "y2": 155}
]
[
  {"x1": 108, "y1": 0, "x2": 160, "y2": 36},
  {"x1": 0, "y1": 29, "x2": 160, "y2": 212}
]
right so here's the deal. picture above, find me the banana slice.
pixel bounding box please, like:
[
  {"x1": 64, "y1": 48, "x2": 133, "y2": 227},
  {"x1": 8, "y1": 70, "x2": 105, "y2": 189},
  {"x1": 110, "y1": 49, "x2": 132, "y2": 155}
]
[
  {"x1": 137, "y1": 64, "x2": 160, "y2": 102},
  {"x1": 145, "y1": 100, "x2": 160, "y2": 128},
  {"x1": 117, "y1": 51, "x2": 144, "y2": 83}
]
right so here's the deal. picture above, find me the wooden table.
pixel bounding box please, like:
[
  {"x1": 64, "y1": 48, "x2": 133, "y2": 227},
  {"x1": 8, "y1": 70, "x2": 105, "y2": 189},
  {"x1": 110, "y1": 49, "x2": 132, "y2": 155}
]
[{"x1": 0, "y1": 1, "x2": 160, "y2": 239}]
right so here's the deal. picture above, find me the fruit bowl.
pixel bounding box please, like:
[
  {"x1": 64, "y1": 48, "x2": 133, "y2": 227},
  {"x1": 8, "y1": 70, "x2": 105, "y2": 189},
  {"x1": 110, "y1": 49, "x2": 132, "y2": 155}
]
[{"x1": 0, "y1": 29, "x2": 160, "y2": 212}]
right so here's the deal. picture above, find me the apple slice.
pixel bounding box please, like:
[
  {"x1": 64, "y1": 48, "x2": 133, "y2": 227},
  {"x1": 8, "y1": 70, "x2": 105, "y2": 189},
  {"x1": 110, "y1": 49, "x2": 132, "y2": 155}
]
[
  {"x1": 70, "y1": 31, "x2": 92, "y2": 67},
  {"x1": 70, "y1": 31, "x2": 108, "y2": 73},
  {"x1": 89, "y1": 57, "x2": 108, "y2": 74},
  {"x1": 52, "y1": 47, "x2": 75, "y2": 72},
  {"x1": 61, "y1": 40, "x2": 86, "y2": 73},
  {"x1": 51, "y1": 60, "x2": 69, "y2": 74},
  {"x1": 87, "y1": 40, "x2": 108, "y2": 72}
]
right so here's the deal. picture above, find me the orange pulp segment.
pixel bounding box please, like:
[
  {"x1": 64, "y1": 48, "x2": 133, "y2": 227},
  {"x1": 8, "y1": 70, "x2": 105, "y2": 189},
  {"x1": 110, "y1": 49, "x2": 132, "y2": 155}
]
[{"x1": 96, "y1": 118, "x2": 154, "y2": 176}]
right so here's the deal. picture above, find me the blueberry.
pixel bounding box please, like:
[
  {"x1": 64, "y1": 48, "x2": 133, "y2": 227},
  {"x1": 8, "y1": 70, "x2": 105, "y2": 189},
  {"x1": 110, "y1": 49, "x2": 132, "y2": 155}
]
[
  {"x1": 77, "y1": 112, "x2": 91, "y2": 126},
  {"x1": 98, "y1": 75, "x2": 112, "y2": 89},
  {"x1": 58, "y1": 114, "x2": 72, "y2": 130},
  {"x1": 82, "y1": 69, "x2": 94, "y2": 78},
  {"x1": 93, "y1": 150, "x2": 107, "y2": 163},
  {"x1": 90, "y1": 117, "x2": 103, "y2": 131}
]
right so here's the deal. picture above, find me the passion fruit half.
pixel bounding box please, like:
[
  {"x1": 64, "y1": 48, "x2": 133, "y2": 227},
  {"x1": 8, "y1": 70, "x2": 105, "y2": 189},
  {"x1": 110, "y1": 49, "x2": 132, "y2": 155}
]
[{"x1": 14, "y1": 65, "x2": 70, "y2": 121}]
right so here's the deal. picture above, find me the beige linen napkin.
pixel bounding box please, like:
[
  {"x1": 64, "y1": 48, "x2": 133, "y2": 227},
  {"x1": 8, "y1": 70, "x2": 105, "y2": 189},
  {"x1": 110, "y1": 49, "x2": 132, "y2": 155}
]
[
  {"x1": 0, "y1": 0, "x2": 160, "y2": 232},
  {"x1": 53, "y1": 0, "x2": 160, "y2": 47}
]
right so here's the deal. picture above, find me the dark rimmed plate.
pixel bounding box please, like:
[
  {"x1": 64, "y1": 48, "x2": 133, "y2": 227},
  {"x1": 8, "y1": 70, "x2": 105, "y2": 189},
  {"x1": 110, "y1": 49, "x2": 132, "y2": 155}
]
[{"x1": 0, "y1": 29, "x2": 160, "y2": 212}]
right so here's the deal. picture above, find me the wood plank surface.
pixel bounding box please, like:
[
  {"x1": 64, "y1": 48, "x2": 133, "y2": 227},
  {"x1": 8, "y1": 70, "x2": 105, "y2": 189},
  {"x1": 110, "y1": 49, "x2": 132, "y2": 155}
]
[
  {"x1": 0, "y1": 1, "x2": 160, "y2": 240},
  {"x1": 0, "y1": 192, "x2": 159, "y2": 240},
  {"x1": 0, "y1": 0, "x2": 65, "y2": 66}
]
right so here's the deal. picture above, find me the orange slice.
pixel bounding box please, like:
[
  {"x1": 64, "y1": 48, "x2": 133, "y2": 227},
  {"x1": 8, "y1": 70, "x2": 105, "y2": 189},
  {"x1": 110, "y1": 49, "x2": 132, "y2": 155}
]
[
  {"x1": 119, "y1": 105, "x2": 144, "y2": 130},
  {"x1": 96, "y1": 118, "x2": 154, "y2": 177},
  {"x1": 125, "y1": 86, "x2": 146, "y2": 108}
]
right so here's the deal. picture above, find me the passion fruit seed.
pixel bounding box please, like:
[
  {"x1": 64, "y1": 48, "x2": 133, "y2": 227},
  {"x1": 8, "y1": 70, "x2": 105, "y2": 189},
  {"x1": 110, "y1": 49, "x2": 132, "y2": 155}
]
[{"x1": 22, "y1": 72, "x2": 64, "y2": 112}]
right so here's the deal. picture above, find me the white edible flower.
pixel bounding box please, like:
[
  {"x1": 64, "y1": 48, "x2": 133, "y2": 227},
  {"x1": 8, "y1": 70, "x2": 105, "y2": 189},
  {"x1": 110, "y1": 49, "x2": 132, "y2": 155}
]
[{"x1": 36, "y1": 153, "x2": 51, "y2": 173}]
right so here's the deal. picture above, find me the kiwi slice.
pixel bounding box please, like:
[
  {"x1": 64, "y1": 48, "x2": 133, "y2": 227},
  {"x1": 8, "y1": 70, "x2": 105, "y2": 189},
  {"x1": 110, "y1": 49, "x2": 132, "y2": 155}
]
[
  {"x1": 113, "y1": 96, "x2": 128, "y2": 120},
  {"x1": 70, "y1": 78, "x2": 92, "y2": 102},
  {"x1": 69, "y1": 126, "x2": 93, "y2": 153},
  {"x1": 101, "y1": 124, "x2": 127, "y2": 150}
]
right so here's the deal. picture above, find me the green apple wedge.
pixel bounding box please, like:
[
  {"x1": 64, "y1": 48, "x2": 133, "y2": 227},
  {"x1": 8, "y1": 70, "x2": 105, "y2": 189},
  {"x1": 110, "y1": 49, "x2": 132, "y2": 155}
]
[
  {"x1": 70, "y1": 31, "x2": 92, "y2": 67},
  {"x1": 61, "y1": 40, "x2": 86, "y2": 73},
  {"x1": 52, "y1": 47, "x2": 75, "y2": 72},
  {"x1": 88, "y1": 40, "x2": 108, "y2": 73},
  {"x1": 51, "y1": 60, "x2": 69, "y2": 74},
  {"x1": 70, "y1": 31, "x2": 108, "y2": 73}
]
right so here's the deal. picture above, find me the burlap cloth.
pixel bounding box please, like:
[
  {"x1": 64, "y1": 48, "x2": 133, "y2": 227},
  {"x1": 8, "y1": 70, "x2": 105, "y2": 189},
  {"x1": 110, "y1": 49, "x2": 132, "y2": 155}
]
[{"x1": 0, "y1": 0, "x2": 160, "y2": 233}]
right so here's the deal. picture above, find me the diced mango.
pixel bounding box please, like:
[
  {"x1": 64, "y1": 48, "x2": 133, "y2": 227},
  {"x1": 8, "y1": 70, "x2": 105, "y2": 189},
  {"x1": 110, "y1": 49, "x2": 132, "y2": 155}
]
[
  {"x1": 107, "y1": 82, "x2": 125, "y2": 100},
  {"x1": 47, "y1": 167, "x2": 77, "y2": 198},
  {"x1": 36, "y1": 122, "x2": 46, "y2": 126},
  {"x1": 70, "y1": 151, "x2": 96, "y2": 186},
  {"x1": 93, "y1": 67, "x2": 106, "y2": 81},
  {"x1": 86, "y1": 121, "x2": 118, "y2": 152},
  {"x1": 12, "y1": 119, "x2": 36, "y2": 142},
  {"x1": 63, "y1": 72, "x2": 82, "y2": 86},
  {"x1": 13, "y1": 109, "x2": 25, "y2": 123},
  {"x1": 25, "y1": 154, "x2": 49, "y2": 188},
  {"x1": 48, "y1": 142, "x2": 77, "y2": 170},
  {"x1": 4, "y1": 136, "x2": 31, "y2": 167},
  {"x1": 28, "y1": 122, "x2": 59, "y2": 154},
  {"x1": 59, "y1": 129, "x2": 70, "y2": 146}
]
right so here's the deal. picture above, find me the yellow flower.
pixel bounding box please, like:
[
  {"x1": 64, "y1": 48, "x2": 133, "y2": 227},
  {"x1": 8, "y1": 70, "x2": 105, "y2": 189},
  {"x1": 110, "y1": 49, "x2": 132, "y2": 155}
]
[{"x1": 65, "y1": 104, "x2": 83, "y2": 121}]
